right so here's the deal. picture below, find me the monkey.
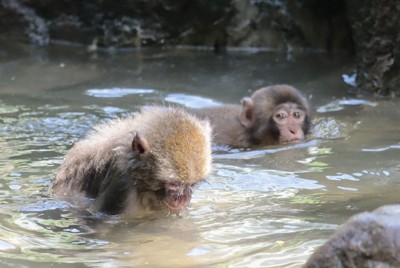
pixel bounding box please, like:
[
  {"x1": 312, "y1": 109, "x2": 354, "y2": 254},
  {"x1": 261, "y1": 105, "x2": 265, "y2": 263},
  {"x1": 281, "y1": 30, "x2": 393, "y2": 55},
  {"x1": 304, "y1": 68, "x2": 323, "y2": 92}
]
[
  {"x1": 52, "y1": 107, "x2": 212, "y2": 216},
  {"x1": 189, "y1": 84, "x2": 310, "y2": 148}
]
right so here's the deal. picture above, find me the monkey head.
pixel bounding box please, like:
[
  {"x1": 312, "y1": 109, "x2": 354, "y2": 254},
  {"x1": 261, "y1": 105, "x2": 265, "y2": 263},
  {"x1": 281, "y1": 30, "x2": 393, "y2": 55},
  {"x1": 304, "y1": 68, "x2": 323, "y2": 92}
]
[
  {"x1": 239, "y1": 84, "x2": 310, "y2": 145},
  {"x1": 129, "y1": 108, "x2": 212, "y2": 214}
]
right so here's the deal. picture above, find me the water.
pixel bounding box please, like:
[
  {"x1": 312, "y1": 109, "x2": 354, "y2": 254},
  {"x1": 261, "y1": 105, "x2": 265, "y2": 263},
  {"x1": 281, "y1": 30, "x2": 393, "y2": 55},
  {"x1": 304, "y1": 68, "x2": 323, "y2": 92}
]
[{"x1": 0, "y1": 43, "x2": 399, "y2": 267}]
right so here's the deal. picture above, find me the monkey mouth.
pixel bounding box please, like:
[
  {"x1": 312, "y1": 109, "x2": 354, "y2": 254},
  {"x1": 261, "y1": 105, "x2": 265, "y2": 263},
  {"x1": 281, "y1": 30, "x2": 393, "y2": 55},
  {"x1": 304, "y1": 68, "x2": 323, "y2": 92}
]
[{"x1": 161, "y1": 188, "x2": 191, "y2": 213}]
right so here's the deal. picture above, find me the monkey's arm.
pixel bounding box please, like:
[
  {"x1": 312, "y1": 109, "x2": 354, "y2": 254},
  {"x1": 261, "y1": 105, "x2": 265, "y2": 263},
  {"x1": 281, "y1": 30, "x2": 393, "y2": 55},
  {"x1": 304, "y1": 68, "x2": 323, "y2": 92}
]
[{"x1": 89, "y1": 160, "x2": 134, "y2": 214}]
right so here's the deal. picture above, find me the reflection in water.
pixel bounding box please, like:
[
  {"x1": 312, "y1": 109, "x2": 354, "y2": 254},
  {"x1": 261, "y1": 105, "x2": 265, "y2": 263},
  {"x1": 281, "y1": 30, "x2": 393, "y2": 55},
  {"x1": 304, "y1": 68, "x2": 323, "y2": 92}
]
[
  {"x1": 316, "y1": 98, "x2": 377, "y2": 113},
  {"x1": 165, "y1": 93, "x2": 223, "y2": 108},
  {"x1": 363, "y1": 144, "x2": 400, "y2": 152},
  {"x1": 85, "y1": 88, "x2": 155, "y2": 98},
  {"x1": 0, "y1": 44, "x2": 399, "y2": 267}
]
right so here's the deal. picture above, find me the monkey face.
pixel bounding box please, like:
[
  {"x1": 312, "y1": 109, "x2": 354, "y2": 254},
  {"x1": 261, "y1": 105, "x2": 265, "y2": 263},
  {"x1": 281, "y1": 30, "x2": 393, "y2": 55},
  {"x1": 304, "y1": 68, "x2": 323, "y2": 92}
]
[
  {"x1": 236, "y1": 84, "x2": 311, "y2": 148},
  {"x1": 130, "y1": 164, "x2": 195, "y2": 214},
  {"x1": 149, "y1": 154, "x2": 204, "y2": 214},
  {"x1": 272, "y1": 102, "x2": 307, "y2": 144},
  {"x1": 147, "y1": 162, "x2": 198, "y2": 214},
  {"x1": 157, "y1": 182, "x2": 192, "y2": 214},
  {"x1": 137, "y1": 177, "x2": 193, "y2": 214},
  {"x1": 130, "y1": 112, "x2": 211, "y2": 214}
]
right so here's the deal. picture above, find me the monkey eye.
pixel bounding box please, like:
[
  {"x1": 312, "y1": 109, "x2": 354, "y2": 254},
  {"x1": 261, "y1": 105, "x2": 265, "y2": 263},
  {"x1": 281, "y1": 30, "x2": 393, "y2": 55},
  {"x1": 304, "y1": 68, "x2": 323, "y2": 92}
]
[
  {"x1": 275, "y1": 113, "x2": 286, "y2": 120},
  {"x1": 293, "y1": 111, "x2": 302, "y2": 118}
]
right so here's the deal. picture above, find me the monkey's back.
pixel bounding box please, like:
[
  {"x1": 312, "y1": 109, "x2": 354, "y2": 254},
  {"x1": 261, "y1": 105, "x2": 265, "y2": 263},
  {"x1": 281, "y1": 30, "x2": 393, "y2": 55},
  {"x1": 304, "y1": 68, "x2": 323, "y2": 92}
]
[
  {"x1": 189, "y1": 105, "x2": 249, "y2": 147},
  {"x1": 52, "y1": 116, "x2": 138, "y2": 197}
]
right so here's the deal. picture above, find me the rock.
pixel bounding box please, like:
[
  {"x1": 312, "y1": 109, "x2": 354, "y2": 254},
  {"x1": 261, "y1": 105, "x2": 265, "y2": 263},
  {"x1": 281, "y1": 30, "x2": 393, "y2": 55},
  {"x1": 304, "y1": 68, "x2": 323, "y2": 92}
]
[
  {"x1": 227, "y1": 0, "x2": 352, "y2": 52},
  {"x1": 0, "y1": 0, "x2": 49, "y2": 45},
  {"x1": 347, "y1": 0, "x2": 400, "y2": 96},
  {"x1": 1, "y1": 0, "x2": 399, "y2": 95},
  {"x1": 304, "y1": 204, "x2": 400, "y2": 268},
  {"x1": 0, "y1": 0, "x2": 352, "y2": 52}
]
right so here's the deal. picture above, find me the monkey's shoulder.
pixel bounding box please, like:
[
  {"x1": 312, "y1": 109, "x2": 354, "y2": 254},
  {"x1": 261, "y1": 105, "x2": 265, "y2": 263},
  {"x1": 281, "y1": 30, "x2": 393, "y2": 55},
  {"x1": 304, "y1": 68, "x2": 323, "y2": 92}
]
[{"x1": 54, "y1": 118, "x2": 136, "y2": 180}]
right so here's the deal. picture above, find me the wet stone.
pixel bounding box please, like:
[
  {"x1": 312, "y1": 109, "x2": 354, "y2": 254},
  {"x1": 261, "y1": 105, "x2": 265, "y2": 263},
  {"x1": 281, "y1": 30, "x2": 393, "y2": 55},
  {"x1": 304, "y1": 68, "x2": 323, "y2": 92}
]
[{"x1": 304, "y1": 204, "x2": 400, "y2": 268}]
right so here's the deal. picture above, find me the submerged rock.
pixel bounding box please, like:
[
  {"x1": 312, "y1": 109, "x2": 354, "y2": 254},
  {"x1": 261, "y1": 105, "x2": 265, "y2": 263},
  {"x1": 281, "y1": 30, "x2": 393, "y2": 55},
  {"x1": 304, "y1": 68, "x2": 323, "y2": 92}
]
[{"x1": 304, "y1": 204, "x2": 400, "y2": 268}]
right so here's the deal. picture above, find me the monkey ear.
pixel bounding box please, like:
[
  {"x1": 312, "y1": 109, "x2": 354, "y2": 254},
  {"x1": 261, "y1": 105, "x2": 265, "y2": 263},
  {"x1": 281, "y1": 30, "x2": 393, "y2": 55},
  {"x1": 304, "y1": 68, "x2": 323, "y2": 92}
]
[
  {"x1": 132, "y1": 133, "x2": 150, "y2": 157},
  {"x1": 240, "y1": 97, "x2": 255, "y2": 128}
]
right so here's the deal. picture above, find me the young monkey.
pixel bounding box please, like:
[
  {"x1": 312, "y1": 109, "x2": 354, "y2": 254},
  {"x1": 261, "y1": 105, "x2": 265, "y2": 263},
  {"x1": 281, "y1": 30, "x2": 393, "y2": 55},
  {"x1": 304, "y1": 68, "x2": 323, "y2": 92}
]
[
  {"x1": 189, "y1": 84, "x2": 311, "y2": 148},
  {"x1": 52, "y1": 107, "x2": 212, "y2": 216}
]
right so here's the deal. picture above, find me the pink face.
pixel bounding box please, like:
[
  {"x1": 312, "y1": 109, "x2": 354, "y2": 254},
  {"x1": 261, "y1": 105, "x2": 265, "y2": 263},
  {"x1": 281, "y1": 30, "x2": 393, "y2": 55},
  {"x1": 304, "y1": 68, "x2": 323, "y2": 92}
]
[
  {"x1": 160, "y1": 182, "x2": 192, "y2": 214},
  {"x1": 272, "y1": 103, "x2": 306, "y2": 144}
]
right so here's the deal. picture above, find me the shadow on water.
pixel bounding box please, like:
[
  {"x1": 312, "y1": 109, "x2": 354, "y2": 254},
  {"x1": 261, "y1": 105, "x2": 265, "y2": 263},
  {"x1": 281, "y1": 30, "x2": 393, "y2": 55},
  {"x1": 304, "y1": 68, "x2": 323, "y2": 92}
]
[{"x1": 0, "y1": 43, "x2": 399, "y2": 267}]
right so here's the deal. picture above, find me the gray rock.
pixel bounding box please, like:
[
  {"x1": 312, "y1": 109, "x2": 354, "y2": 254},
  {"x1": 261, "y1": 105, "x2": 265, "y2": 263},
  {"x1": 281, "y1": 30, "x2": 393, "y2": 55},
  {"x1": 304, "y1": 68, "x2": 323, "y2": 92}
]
[
  {"x1": 304, "y1": 205, "x2": 400, "y2": 268},
  {"x1": 1, "y1": 0, "x2": 399, "y2": 95},
  {"x1": 347, "y1": 0, "x2": 400, "y2": 96},
  {"x1": 0, "y1": 0, "x2": 352, "y2": 52}
]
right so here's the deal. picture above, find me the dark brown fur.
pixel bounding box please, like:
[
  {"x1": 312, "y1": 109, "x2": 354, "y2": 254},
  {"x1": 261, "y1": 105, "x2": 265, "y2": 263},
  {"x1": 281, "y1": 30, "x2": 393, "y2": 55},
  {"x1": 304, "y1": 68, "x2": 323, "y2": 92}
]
[
  {"x1": 190, "y1": 85, "x2": 310, "y2": 148},
  {"x1": 52, "y1": 107, "x2": 212, "y2": 215}
]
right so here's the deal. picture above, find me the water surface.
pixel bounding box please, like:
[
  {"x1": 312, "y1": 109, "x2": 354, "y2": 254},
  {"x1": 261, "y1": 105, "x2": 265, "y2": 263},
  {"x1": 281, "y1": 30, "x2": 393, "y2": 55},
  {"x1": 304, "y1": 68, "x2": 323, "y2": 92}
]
[{"x1": 0, "y1": 44, "x2": 399, "y2": 267}]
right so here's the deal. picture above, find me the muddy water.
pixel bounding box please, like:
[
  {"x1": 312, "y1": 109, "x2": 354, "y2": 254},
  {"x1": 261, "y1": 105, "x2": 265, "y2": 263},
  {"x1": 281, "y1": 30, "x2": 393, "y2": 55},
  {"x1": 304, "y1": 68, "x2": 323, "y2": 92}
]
[{"x1": 0, "y1": 43, "x2": 399, "y2": 267}]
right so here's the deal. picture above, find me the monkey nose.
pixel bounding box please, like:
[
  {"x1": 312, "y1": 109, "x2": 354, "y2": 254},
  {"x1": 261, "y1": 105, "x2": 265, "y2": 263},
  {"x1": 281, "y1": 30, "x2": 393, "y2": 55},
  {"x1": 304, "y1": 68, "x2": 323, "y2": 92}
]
[
  {"x1": 165, "y1": 182, "x2": 182, "y2": 191},
  {"x1": 289, "y1": 128, "x2": 299, "y2": 136},
  {"x1": 291, "y1": 129, "x2": 303, "y2": 140}
]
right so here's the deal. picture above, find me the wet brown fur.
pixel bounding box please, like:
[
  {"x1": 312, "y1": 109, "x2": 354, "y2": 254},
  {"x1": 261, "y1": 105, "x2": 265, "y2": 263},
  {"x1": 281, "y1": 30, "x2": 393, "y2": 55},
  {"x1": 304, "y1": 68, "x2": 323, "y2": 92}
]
[
  {"x1": 52, "y1": 107, "x2": 212, "y2": 215},
  {"x1": 190, "y1": 84, "x2": 310, "y2": 148}
]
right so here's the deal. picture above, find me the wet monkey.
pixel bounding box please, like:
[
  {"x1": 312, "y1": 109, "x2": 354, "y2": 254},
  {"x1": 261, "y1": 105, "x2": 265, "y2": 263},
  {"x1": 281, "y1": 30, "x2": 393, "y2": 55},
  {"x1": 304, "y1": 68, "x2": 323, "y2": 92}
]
[
  {"x1": 52, "y1": 107, "x2": 212, "y2": 215},
  {"x1": 190, "y1": 85, "x2": 311, "y2": 148}
]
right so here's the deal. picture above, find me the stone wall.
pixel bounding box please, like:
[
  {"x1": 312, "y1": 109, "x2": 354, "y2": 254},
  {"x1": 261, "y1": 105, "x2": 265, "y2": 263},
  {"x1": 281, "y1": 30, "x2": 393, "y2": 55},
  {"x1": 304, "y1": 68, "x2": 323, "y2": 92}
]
[{"x1": 1, "y1": 0, "x2": 399, "y2": 95}]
